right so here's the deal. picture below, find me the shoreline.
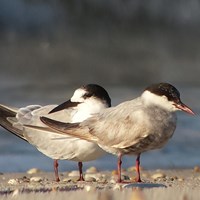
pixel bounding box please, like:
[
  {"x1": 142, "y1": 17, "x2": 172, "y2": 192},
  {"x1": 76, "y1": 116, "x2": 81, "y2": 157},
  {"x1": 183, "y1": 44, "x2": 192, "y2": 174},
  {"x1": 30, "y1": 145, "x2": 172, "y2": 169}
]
[{"x1": 1, "y1": 168, "x2": 200, "y2": 199}]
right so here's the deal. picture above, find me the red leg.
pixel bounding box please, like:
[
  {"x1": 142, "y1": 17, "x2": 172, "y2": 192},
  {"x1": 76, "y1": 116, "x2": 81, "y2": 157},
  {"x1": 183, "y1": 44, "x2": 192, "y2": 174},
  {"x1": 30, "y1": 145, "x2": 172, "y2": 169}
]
[
  {"x1": 77, "y1": 162, "x2": 85, "y2": 181},
  {"x1": 117, "y1": 154, "x2": 122, "y2": 183},
  {"x1": 135, "y1": 154, "x2": 142, "y2": 182},
  {"x1": 54, "y1": 159, "x2": 60, "y2": 182}
]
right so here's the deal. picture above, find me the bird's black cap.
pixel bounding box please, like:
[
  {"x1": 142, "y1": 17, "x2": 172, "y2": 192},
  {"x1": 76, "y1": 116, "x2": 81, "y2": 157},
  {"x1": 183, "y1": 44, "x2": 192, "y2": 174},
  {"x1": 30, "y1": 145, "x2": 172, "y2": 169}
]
[
  {"x1": 145, "y1": 83, "x2": 181, "y2": 103},
  {"x1": 82, "y1": 84, "x2": 111, "y2": 107}
]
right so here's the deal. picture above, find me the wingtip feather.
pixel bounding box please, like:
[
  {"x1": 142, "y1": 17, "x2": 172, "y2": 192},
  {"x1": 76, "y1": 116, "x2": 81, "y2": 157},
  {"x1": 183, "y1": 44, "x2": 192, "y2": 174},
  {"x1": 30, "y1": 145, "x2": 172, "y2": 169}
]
[{"x1": 40, "y1": 116, "x2": 96, "y2": 142}]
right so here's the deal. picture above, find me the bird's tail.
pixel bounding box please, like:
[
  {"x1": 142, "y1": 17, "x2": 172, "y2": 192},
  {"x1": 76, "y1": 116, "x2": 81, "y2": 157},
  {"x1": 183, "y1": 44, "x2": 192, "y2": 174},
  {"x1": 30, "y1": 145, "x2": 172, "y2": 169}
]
[
  {"x1": 0, "y1": 104, "x2": 26, "y2": 141},
  {"x1": 40, "y1": 116, "x2": 97, "y2": 142}
]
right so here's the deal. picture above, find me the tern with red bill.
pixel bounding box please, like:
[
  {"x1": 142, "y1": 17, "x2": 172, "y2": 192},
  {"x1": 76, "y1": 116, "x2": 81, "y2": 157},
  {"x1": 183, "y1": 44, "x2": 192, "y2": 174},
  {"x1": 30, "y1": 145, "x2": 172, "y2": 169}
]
[{"x1": 40, "y1": 83, "x2": 194, "y2": 183}]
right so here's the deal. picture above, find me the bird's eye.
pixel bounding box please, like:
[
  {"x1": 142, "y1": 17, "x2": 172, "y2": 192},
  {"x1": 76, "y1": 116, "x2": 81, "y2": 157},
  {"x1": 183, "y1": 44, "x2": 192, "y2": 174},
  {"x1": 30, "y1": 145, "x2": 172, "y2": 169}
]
[{"x1": 83, "y1": 92, "x2": 93, "y2": 99}]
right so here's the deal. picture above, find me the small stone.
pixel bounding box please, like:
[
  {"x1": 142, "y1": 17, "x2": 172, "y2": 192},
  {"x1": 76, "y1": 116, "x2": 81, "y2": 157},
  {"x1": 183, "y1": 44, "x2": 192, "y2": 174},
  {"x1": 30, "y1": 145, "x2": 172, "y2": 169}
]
[
  {"x1": 113, "y1": 184, "x2": 122, "y2": 190},
  {"x1": 20, "y1": 176, "x2": 30, "y2": 183},
  {"x1": 30, "y1": 176, "x2": 43, "y2": 182},
  {"x1": 62, "y1": 178, "x2": 72, "y2": 182},
  {"x1": 194, "y1": 166, "x2": 200, "y2": 172},
  {"x1": 84, "y1": 185, "x2": 95, "y2": 192},
  {"x1": 84, "y1": 173, "x2": 102, "y2": 180},
  {"x1": 68, "y1": 170, "x2": 79, "y2": 177},
  {"x1": 151, "y1": 173, "x2": 166, "y2": 180},
  {"x1": 86, "y1": 166, "x2": 98, "y2": 173},
  {"x1": 84, "y1": 176, "x2": 96, "y2": 182},
  {"x1": 8, "y1": 179, "x2": 19, "y2": 185},
  {"x1": 178, "y1": 178, "x2": 184, "y2": 182},
  {"x1": 110, "y1": 178, "x2": 117, "y2": 184},
  {"x1": 27, "y1": 168, "x2": 42, "y2": 174},
  {"x1": 97, "y1": 177, "x2": 108, "y2": 183}
]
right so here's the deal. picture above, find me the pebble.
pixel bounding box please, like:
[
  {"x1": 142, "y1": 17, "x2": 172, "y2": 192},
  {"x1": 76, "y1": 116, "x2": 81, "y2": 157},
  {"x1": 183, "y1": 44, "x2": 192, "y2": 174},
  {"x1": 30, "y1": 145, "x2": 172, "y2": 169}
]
[
  {"x1": 84, "y1": 173, "x2": 103, "y2": 181},
  {"x1": 68, "y1": 170, "x2": 79, "y2": 177},
  {"x1": 84, "y1": 185, "x2": 96, "y2": 192},
  {"x1": 84, "y1": 176, "x2": 96, "y2": 182},
  {"x1": 110, "y1": 178, "x2": 117, "y2": 184},
  {"x1": 8, "y1": 179, "x2": 19, "y2": 185},
  {"x1": 97, "y1": 177, "x2": 108, "y2": 183},
  {"x1": 27, "y1": 168, "x2": 42, "y2": 175},
  {"x1": 194, "y1": 166, "x2": 200, "y2": 172},
  {"x1": 62, "y1": 177, "x2": 72, "y2": 182},
  {"x1": 86, "y1": 166, "x2": 98, "y2": 174},
  {"x1": 112, "y1": 184, "x2": 123, "y2": 190},
  {"x1": 151, "y1": 173, "x2": 166, "y2": 180},
  {"x1": 30, "y1": 176, "x2": 43, "y2": 182},
  {"x1": 64, "y1": 176, "x2": 81, "y2": 182},
  {"x1": 20, "y1": 176, "x2": 30, "y2": 183}
]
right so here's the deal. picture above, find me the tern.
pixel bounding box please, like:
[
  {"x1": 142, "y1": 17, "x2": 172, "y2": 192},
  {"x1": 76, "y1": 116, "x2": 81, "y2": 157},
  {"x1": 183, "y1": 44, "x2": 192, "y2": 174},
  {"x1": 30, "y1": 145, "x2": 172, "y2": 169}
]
[
  {"x1": 40, "y1": 83, "x2": 195, "y2": 183},
  {"x1": 0, "y1": 84, "x2": 111, "y2": 182}
]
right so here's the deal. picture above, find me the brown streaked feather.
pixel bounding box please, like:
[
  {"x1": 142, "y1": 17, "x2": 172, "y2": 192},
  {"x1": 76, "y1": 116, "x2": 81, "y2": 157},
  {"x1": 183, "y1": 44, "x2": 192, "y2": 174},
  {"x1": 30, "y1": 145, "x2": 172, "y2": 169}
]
[{"x1": 40, "y1": 116, "x2": 97, "y2": 142}]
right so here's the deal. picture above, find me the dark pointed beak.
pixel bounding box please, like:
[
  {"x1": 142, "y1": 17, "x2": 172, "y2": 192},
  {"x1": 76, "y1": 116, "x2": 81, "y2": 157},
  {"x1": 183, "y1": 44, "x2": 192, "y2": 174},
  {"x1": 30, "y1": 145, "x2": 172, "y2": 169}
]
[
  {"x1": 49, "y1": 100, "x2": 80, "y2": 114},
  {"x1": 175, "y1": 102, "x2": 195, "y2": 115}
]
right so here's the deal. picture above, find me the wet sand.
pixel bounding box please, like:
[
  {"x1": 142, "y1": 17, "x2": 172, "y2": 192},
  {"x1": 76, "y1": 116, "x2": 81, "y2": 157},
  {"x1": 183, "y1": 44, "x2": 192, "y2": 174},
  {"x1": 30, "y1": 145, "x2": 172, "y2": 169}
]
[{"x1": 1, "y1": 168, "x2": 200, "y2": 199}]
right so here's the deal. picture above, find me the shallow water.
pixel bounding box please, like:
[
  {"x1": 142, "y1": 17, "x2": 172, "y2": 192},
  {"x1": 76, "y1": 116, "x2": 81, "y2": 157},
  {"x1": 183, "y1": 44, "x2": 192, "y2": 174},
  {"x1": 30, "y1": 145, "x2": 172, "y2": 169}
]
[{"x1": 0, "y1": 83, "x2": 199, "y2": 172}]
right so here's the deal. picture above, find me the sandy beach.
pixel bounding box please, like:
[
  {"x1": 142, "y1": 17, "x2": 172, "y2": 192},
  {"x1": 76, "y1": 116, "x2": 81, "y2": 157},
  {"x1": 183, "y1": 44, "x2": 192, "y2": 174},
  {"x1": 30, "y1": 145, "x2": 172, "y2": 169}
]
[{"x1": 0, "y1": 167, "x2": 200, "y2": 199}]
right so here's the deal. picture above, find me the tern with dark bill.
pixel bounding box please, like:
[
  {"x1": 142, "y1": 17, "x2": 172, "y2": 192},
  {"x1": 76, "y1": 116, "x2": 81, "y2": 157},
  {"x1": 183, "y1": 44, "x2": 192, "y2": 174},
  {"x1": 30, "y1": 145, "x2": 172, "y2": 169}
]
[
  {"x1": 40, "y1": 83, "x2": 194, "y2": 183},
  {"x1": 0, "y1": 84, "x2": 111, "y2": 182}
]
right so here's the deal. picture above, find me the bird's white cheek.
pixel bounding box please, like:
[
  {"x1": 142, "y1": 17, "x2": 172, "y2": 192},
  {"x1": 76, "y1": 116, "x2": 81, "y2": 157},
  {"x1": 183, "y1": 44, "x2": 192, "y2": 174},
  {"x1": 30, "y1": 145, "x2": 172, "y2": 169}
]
[{"x1": 70, "y1": 89, "x2": 85, "y2": 102}]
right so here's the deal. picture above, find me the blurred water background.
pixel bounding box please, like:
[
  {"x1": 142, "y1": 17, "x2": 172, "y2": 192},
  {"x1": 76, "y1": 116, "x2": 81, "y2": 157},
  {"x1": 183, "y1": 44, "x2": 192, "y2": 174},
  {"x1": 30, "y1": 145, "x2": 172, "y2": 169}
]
[{"x1": 0, "y1": 0, "x2": 200, "y2": 172}]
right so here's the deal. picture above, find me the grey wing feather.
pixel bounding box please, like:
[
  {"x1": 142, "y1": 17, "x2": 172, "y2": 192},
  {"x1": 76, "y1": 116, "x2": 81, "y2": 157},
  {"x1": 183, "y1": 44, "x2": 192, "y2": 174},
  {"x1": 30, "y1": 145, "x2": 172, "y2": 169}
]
[
  {"x1": 0, "y1": 104, "x2": 54, "y2": 141},
  {"x1": 78, "y1": 99, "x2": 150, "y2": 148},
  {"x1": 0, "y1": 104, "x2": 26, "y2": 140},
  {"x1": 40, "y1": 98, "x2": 149, "y2": 148},
  {"x1": 23, "y1": 125, "x2": 79, "y2": 160}
]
